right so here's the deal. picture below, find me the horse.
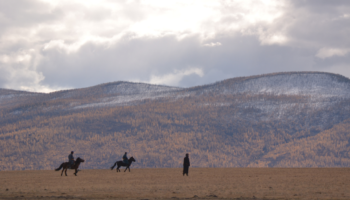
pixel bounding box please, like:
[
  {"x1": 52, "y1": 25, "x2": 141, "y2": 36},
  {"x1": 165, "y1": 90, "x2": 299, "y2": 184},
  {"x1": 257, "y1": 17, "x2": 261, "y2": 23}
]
[
  {"x1": 55, "y1": 157, "x2": 85, "y2": 176},
  {"x1": 110, "y1": 157, "x2": 136, "y2": 172}
]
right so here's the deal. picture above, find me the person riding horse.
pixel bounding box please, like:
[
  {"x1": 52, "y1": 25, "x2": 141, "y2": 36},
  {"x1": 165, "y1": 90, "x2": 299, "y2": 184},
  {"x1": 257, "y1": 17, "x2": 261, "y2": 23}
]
[
  {"x1": 123, "y1": 152, "x2": 128, "y2": 165},
  {"x1": 55, "y1": 157, "x2": 85, "y2": 176},
  {"x1": 68, "y1": 151, "x2": 75, "y2": 168},
  {"x1": 110, "y1": 156, "x2": 136, "y2": 172}
]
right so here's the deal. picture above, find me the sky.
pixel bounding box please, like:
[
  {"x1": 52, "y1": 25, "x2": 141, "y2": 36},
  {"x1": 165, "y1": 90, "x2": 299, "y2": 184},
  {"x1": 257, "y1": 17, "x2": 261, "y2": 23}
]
[{"x1": 0, "y1": 0, "x2": 350, "y2": 93}]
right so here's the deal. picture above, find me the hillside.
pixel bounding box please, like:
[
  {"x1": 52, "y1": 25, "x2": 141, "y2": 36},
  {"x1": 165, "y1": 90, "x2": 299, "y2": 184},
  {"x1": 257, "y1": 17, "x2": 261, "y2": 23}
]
[
  {"x1": 1, "y1": 71, "x2": 350, "y2": 170},
  {"x1": 248, "y1": 118, "x2": 350, "y2": 167}
]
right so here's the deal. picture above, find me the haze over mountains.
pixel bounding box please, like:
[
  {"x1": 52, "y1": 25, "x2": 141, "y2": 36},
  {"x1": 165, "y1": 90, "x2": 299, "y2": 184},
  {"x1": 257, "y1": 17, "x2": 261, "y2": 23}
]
[{"x1": 1, "y1": 72, "x2": 350, "y2": 170}]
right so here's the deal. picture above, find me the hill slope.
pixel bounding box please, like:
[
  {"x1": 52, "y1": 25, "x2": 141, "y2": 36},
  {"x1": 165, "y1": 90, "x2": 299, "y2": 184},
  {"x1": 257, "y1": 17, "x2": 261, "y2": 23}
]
[{"x1": 1, "y1": 72, "x2": 350, "y2": 170}]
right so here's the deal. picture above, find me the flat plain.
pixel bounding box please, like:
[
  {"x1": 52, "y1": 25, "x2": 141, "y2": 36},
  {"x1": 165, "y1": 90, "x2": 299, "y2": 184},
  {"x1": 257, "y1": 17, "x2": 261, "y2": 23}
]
[{"x1": 1, "y1": 168, "x2": 350, "y2": 200}]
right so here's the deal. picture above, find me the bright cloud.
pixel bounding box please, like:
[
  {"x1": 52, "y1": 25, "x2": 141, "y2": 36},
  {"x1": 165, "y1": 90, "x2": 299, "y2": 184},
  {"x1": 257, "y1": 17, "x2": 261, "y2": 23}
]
[
  {"x1": 150, "y1": 68, "x2": 204, "y2": 86},
  {"x1": 316, "y1": 48, "x2": 350, "y2": 59},
  {"x1": 0, "y1": 1, "x2": 350, "y2": 92},
  {"x1": 203, "y1": 42, "x2": 222, "y2": 47}
]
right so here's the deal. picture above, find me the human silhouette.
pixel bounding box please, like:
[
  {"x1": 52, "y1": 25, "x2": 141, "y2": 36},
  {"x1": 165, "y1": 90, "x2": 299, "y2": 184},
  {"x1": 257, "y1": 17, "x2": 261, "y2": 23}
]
[
  {"x1": 123, "y1": 152, "x2": 128, "y2": 164},
  {"x1": 68, "y1": 151, "x2": 75, "y2": 168},
  {"x1": 183, "y1": 153, "x2": 190, "y2": 176}
]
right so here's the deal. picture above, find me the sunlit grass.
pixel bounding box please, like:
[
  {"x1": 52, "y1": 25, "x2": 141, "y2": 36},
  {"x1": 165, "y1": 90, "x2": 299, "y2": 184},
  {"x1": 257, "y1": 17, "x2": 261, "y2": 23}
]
[{"x1": 0, "y1": 168, "x2": 350, "y2": 199}]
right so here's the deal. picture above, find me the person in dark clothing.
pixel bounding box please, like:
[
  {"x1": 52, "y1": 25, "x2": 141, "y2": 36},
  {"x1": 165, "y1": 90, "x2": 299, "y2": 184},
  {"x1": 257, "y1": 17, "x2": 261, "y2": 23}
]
[
  {"x1": 183, "y1": 153, "x2": 190, "y2": 176},
  {"x1": 68, "y1": 151, "x2": 75, "y2": 168},
  {"x1": 123, "y1": 152, "x2": 128, "y2": 164}
]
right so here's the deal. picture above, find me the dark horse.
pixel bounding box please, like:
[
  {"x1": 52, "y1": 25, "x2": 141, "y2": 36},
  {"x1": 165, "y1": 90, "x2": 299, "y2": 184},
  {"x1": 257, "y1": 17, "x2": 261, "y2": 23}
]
[
  {"x1": 55, "y1": 157, "x2": 85, "y2": 176},
  {"x1": 110, "y1": 157, "x2": 136, "y2": 172}
]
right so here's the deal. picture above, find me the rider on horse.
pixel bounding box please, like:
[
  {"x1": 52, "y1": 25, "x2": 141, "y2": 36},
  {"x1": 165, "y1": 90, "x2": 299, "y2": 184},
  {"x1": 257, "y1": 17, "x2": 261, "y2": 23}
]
[
  {"x1": 68, "y1": 151, "x2": 75, "y2": 168},
  {"x1": 123, "y1": 152, "x2": 128, "y2": 165}
]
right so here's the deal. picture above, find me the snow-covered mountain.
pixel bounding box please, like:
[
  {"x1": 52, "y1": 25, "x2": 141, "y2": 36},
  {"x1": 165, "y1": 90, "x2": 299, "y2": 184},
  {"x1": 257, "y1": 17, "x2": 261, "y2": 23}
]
[
  {"x1": 0, "y1": 89, "x2": 39, "y2": 100},
  {"x1": 2, "y1": 71, "x2": 350, "y2": 110},
  {"x1": 189, "y1": 72, "x2": 350, "y2": 97},
  {"x1": 2, "y1": 71, "x2": 350, "y2": 170},
  {"x1": 67, "y1": 82, "x2": 182, "y2": 109},
  {"x1": 54, "y1": 72, "x2": 350, "y2": 109}
]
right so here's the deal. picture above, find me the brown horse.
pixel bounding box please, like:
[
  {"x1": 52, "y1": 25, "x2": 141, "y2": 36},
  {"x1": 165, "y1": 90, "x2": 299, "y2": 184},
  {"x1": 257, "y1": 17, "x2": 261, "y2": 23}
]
[
  {"x1": 55, "y1": 157, "x2": 85, "y2": 176},
  {"x1": 110, "y1": 157, "x2": 136, "y2": 172}
]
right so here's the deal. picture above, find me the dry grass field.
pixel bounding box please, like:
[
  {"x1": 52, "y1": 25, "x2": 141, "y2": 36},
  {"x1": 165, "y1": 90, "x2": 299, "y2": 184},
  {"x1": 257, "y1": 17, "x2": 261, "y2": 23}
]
[{"x1": 1, "y1": 168, "x2": 350, "y2": 200}]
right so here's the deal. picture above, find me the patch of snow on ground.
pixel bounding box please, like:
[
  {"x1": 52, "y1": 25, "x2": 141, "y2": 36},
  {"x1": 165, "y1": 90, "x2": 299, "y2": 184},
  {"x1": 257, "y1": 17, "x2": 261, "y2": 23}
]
[
  {"x1": 73, "y1": 91, "x2": 178, "y2": 109},
  {"x1": 102, "y1": 82, "x2": 181, "y2": 95}
]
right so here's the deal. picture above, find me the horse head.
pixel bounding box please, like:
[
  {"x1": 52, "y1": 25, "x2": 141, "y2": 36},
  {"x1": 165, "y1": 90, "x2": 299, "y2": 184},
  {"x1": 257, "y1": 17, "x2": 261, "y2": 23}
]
[
  {"x1": 76, "y1": 157, "x2": 85, "y2": 163},
  {"x1": 129, "y1": 156, "x2": 136, "y2": 162}
]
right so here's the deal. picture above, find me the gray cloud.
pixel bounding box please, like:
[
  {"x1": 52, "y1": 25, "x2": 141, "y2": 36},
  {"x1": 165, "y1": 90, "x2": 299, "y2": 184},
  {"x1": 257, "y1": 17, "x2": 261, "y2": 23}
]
[
  {"x1": 37, "y1": 34, "x2": 318, "y2": 89},
  {"x1": 0, "y1": 0, "x2": 350, "y2": 92}
]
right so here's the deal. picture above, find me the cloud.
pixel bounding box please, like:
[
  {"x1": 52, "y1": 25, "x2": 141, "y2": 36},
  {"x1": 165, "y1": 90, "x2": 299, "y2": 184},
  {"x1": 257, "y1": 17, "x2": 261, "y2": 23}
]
[
  {"x1": 203, "y1": 42, "x2": 222, "y2": 47},
  {"x1": 0, "y1": 0, "x2": 350, "y2": 92},
  {"x1": 150, "y1": 68, "x2": 204, "y2": 86},
  {"x1": 316, "y1": 48, "x2": 350, "y2": 59}
]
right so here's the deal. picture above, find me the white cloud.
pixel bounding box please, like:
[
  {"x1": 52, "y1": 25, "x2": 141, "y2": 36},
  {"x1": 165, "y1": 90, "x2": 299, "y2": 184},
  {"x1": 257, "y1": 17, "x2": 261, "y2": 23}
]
[
  {"x1": 3, "y1": 0, "x2": 288, "y2": 52},
  {"x1": 203, "y1": 42, "x2": 222, "y2": 47},
  {"x1": 0, "y1": 50, "x2": 51, "y2": 92},
  {"x1": 1, "y1": 0, "x2": 350, "y2": 92},
  {"x1": 316, "y1": 48, "x2": 350, "y2": 59},
  {"x1": 0, "y1": 0, "x2": 290, "y2": 92},
  {"x1": 149, "y1": 68, "x2": 204, "y2": 86},
  {"x1": 259, "y1": 33, "x2": 289, "y2": 45}
]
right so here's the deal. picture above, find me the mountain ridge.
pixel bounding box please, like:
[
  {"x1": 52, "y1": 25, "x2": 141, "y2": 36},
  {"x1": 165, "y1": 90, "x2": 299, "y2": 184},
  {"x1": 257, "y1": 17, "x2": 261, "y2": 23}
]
[
  {"x1": 1, "y1": 71, "x2": 350, "y2": 170},
  {"x1": 2, "y1": 71, "x2": 349, "y2": 95}
]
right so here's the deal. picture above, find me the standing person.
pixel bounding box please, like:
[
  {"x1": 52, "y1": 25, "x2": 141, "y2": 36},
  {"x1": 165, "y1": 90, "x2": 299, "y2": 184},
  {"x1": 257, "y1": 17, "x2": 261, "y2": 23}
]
[
  {"x1": 183, "y1": 153, "x2": 190, "y2": 176},
  {"x1": 123, "y1": 152, "x2": 128, "y2": 164},
  {"x1": 68, "y1": 151, "x2": 75, "y2": 168}
]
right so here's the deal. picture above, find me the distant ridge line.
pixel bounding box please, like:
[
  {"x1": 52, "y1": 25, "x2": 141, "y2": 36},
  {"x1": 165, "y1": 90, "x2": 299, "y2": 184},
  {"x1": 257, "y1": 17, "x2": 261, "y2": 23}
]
[
  {"x1": 1, "y1": 71, "x2": 349, "y2": 94},
  {"x1": 186, "y1": 71, "x2": 350, "y2": 92}
]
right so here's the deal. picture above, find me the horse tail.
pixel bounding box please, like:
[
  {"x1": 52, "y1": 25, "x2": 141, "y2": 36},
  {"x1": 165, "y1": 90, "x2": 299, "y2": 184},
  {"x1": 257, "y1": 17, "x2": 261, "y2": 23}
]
[
  {"x1": 55, "y1": 163, "x2": 64, "y2": 171},
  {"x1": 110, "y1": 162, "x2": 117, "y2": 170}
]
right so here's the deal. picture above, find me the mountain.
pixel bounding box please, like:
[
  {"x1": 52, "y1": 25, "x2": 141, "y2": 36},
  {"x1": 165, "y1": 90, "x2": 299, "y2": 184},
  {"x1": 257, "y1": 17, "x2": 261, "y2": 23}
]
[{"x1": 1, "y1": 71, "x2": 350, "y2": 170}]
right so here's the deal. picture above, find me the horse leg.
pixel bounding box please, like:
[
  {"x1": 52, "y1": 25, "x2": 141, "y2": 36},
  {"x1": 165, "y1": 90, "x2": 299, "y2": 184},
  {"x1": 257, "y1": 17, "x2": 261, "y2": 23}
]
[
  {"x1": 61, "y1": 168, "x2": 64, "y2": 176},
  {"x1": 65, "y1": 168, "x2": 68, "y2": 176},
  {"x1": 117, "y1": 164, "x2": 120, "y2": 172},
  {"x1": 124, "y1": 166, "x2": 128, "y2": 172},
  {"x1": 128, "y1": 166, "x2": 131, "y2": 172},
  {"x1": 74, "y1": 168, "x2": 77, "y2": 176}
]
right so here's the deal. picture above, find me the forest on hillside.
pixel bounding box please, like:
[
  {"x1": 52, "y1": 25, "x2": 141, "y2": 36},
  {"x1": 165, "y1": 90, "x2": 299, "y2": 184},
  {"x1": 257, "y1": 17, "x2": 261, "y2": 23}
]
[{"x1": 1, "y1": 89, "x2": 350, "y2": 170}]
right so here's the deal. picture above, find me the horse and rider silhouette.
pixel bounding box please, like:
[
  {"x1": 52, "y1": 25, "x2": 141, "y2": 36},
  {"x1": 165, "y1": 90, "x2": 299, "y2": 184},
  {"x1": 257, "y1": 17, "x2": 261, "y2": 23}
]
[
  {"x1": 55, "y1": 157, "x2": 85, "y2": 176},
  {"x1": 110, "y1": 152, "x2": 136, "y2": 172},
  {"x1": 55, "y1": 151, "x2": 136, "y2": 176},
  {"x1": 55, "y1": 151, "x2": 85, "y2": 176}
]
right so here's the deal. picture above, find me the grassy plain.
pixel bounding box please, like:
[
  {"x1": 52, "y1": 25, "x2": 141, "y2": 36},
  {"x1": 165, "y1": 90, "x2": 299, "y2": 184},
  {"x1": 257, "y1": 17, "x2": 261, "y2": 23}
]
[{"x1": 0, "y1": 168, "x2": 350, "y2": 200}]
